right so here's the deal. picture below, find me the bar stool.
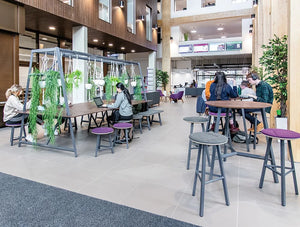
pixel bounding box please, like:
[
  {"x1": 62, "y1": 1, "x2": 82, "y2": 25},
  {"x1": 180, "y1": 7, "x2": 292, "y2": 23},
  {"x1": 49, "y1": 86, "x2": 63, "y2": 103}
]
[
  {"x1": 259, "y1": 128, "x2": 299, "y2": 206},
  {"x1": 91, "y1": 127, "x2": 114, "y2": 157},
  {"x1": 190, "y1": 132, "x2": 229, "y2": 217},
  {"x1": 113, "y1": 122, "x2": 133, "y2": 149},
  {"x1": 5, "y1": 123, "x2": 27, "y2": 146},
  {"x1": 183, "y1": 116, "x2": 209, "y2": 170},
  {"x1": 207, "y1": 112, "x2": 231, "y2": 132}
]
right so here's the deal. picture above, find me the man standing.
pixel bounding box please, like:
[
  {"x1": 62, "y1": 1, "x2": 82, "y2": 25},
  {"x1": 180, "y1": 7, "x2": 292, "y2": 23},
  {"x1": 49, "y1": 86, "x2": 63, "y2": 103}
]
[{"x1": 243, "y1": 72, "x2": 273, "y2": 132}]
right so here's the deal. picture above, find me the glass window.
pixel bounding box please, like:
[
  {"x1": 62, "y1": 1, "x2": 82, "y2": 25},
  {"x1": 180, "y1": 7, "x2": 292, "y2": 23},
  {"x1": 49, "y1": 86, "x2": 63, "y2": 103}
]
[
  {"x1": 99, "y1": 0, "x2": 111, "y2": 23},
  {"x1": 146, "y1": 6, "x2": 152, "y2": 41},
  {"x1": 174, "y1": 0, "x2": 187, "y2": 11},
  {"x1": 59, "y1": 0, "x2": 73, "y2": 6},
  {"x1": 201, "y1": 0, "x2": 216, "y2": 8},
  {"x1": 127, "y1": 0, "x2": 136, "y2": 34}
]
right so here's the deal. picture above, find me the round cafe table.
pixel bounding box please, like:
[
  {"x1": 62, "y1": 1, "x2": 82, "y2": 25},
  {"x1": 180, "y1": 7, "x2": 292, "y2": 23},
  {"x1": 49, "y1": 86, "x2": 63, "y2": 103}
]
[{"x1": 206, "y1": 100, "x2": 272, "y2": 156}]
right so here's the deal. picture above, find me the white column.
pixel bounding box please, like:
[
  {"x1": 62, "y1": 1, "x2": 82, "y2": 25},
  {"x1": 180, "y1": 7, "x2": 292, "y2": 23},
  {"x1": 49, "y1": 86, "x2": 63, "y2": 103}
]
[
  {"x1": 72, "y1": 26, "x2": 88, "y2": 104},
  {"x1": 147, "y1": 51, "x2": 156, "y2": 91}
]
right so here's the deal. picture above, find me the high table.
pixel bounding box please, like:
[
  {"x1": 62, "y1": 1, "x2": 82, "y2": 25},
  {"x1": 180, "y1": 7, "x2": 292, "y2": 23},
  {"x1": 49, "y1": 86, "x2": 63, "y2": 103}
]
[
  {"x1": 18, "y1": 99, "x2": 149, "y2": 157},
  {"x1": 206, "y1": 100, "x2": 272, "y2": 159}
]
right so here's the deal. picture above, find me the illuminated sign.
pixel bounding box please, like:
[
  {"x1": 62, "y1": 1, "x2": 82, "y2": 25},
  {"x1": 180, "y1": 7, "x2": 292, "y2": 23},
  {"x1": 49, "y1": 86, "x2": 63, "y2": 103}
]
[
  {"x1": 226, "y1": 41, "x2": 242, "y2": 50},
  {"x1": 193, "y1": 43, "x2": 209, "y2": 53},
  {"x1": 179, "y1": 44, "x2": 193, "y2": 53},
  {"x1": 209, "y1": 43, "x2": 226, "y2": 51}
]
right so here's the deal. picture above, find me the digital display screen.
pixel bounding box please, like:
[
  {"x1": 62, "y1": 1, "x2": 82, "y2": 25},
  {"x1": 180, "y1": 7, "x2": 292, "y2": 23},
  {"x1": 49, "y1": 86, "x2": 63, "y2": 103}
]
[
  {"x1": 209, "y1": 43, "x2": 226, "y2": 51},
  {"x1": 193, "y1": 44, "x2": 209, "y2": 52}
]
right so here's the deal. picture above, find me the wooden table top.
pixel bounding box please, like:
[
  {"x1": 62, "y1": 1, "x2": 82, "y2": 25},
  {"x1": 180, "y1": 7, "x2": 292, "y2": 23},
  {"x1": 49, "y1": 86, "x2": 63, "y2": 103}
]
[{"x1": 206, "y1": 100, "x2": 272, "y2": 110}]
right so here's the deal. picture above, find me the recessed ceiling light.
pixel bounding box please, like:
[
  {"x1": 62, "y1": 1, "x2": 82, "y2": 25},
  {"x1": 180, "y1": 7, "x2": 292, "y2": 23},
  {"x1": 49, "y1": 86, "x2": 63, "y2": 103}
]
[
  {"x1": 41, "y1": 37, "x2": 48, "y2": 41},
  {"x1": 217, "y1": 27, "x2": 224, "y2": 31},
  {"x1": 131, "y1": 50, "x2": 135, "y2": 53},
  {"x1": 121, "y1": 47, "x2": 125, "y2": 50},
  {"x1": 108, "y1": 43, "x2": 113, "y2": 47},
  {"x1": 102, "y1": 42, "x2": 105, "y2": 45},
  {"x1": 93, "y1": 39, "x2": 98, "y2": 42},
  {"x1": 49, "y1": 26, "x2": 56, "y2": 30}
]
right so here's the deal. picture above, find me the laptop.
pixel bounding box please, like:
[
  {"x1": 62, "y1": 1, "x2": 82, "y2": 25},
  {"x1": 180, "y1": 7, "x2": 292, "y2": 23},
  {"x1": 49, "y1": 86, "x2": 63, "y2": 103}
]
[{"x1": 93, "y1": 96, "x2": 105, "y2": 108}]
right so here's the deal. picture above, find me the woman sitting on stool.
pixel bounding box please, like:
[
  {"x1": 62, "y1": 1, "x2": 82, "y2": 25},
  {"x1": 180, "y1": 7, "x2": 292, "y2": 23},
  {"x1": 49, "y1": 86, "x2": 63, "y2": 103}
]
[
  {"x1": 3, "y1": 84, "x2": 44, "y2": 142},
  {"x1": 208, "y1": 72, "x2": 239, "y2": 134},
  {"x1": 104, "y1": 82, "x2": 133, "y2": 124}
]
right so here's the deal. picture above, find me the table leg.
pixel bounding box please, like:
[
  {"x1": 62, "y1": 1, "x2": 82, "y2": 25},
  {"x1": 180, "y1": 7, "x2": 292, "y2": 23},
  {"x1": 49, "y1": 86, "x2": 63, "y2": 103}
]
[{"x1": 241, "y1": 109, "x2": 250, "y2": 152}]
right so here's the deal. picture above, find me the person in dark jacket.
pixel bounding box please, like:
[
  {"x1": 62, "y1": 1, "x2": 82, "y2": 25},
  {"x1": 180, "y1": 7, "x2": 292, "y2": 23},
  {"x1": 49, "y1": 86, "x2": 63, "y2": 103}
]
[
  {"x1": 242, "y1": 72, "x2": 273, "y2": 132},
  {"x1": 208, "y1": 72, "x2": 239, "y2": 133}
]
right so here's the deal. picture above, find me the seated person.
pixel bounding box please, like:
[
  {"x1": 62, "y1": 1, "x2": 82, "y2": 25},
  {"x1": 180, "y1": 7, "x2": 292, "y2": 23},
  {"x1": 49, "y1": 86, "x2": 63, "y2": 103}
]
[
  {"x1": 208, "y1": 72, "x2": 239, "y2": 133},
  {"x1": 104, "y1": 82, "x2": 133, "y2": 123},
  {"x1": 3, "y1": 84, "x2": 43, "y2": 142},
  {"x1": 240, "y1": 80, "x2": 256, "y2": 100},
  {"x1": 239, "y1": 72, "x2": 273, "y2": 132}
]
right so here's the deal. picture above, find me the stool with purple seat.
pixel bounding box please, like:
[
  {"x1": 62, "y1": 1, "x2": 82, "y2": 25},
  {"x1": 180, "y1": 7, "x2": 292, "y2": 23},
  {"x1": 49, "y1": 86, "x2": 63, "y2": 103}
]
[
  {"x1": 91, "y1": 127, "x2": 114, "y2": 157},
  {"x1": 113, "y1": 122, "x2": 133, "y2": 149},
  {"x1": 5, "y1": 123, "x2": 27, "y2": 146},
  {"x1": 259, "y1": 128, "x2": 299, "y2": 206},
  {"x1": 207, "y1": 111, "x2": 231, "y2": 132}
]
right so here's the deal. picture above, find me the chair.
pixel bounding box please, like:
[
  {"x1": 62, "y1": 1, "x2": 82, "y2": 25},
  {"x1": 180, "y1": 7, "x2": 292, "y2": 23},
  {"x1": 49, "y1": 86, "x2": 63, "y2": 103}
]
[
  {"x1": 91, "y1": 127, "x2": 114, "y2": 157},
  {"x1": 157, "y1": 89, "x2": 165, "y2": 102},
  {"x1": 259, "y1": 128, "x2": 299, "y2": 206},
  {"x1": 5, "y1": 123, "x2": 27, "y2": 146},
  {"x1": 190, "y1": 132, "x2": 229, "y2": 217},
  {"x1": 169, "y1": 91, "x2": 184, "y2": 103},
  {"x1": 112, "y1": 122, "x2": 133, "y2": 149}
]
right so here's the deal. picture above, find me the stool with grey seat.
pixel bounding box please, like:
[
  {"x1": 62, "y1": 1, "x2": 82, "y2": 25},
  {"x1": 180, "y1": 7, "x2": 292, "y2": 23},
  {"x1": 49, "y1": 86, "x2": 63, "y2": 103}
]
[
  {"x1": 183, "y1": 116, "x2": 209, "y2": 170},
  {"x1": 191, "y1": 132, "x2": 229, "y2": 217},
  {"x1": 259, "y1": 128, "x2": 299, "y2": 206},
  {"x1": 5, "y1": 123, "x2": 27, "y2": 146},
  {"x1": 132, "y1": 114, "x2": 143, "y2": 134},
  {"x1": 91, "y1": 127, "x2": 114, "y2": 157}
]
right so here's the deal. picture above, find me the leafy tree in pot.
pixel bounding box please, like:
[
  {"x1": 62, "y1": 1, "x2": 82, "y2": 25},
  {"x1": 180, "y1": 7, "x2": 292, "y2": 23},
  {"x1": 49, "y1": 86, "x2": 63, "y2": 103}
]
[
  {"x1": 156, "y1": 70, "x2": 169, "y2": 91},
  {"x1": 259, "y1": 35, "x2": 288, "y2": 117}
]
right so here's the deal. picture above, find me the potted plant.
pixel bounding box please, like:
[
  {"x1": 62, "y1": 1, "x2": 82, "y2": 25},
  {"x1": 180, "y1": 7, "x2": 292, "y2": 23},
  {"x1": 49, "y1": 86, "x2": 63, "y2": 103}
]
[
  {"x1": 156, "y1": 70, "x2": 169, "y2": 91},
  {"x1": 259, "y1": 34, "x2": 288, "y2": 128}
]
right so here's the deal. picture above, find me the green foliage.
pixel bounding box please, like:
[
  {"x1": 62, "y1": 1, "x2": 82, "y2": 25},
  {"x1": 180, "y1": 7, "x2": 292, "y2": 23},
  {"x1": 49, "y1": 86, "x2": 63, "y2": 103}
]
[
  {"x1": 64, "y1": 70, "x2": 83, "y2": 93},
  {"x1": 44, "y1": 70, "x2": 60, "y2": 144},
  {"x1": 134, "y1": 76, "x2": 142, "y2": 100},
  {"x1": 120, "y1": 73, "x2": 129, "y2": 88},
  {"x1": 104, "y1": 76, "x2": 113, "y2": 100},
  {"x1": 184, "y1": 33, "x2": 189, "y2": 41},
  {"x1": 156, "y1": 70, "x2": 169, "y2": 90},
  {"x1": 259, "y1": 35, "x2": 288, "y2": 117},
  {"x1": 29, "y1": 69, "x2": 41, "y2": 140}
]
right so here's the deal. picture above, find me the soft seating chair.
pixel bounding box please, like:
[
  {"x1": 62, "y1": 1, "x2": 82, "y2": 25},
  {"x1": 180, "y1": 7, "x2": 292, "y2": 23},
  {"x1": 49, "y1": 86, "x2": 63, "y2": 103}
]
[{"x1": 169, "y1": 91, "x2": 184, "y2": 103}]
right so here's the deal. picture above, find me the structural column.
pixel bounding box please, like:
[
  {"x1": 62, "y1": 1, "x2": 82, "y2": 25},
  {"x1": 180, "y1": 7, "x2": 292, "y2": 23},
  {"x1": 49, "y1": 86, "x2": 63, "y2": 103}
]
[
  {"x1": 161, "y1": 0, "x2": 171, "y2": 92},
  {"x1": 72, "y1": 26, "x2": 88, "y2": 104},
  {"x1": 288, "y1": 0, "x2": 300, "y2": 161}
]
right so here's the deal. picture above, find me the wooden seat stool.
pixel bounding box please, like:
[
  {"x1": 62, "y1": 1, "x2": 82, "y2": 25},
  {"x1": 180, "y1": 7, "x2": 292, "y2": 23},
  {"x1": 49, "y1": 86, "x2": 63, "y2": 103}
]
[
  {"x1": 259, "y1": 128, "x2": 299, "y2": 206},
  {"x1": 112, "y1": 122, "x2": 133, "y2": 149},
  {"x1": 190, "y1": 132, "x2": 229, "y2": 217},
  {"x1": 183, "y1": 116, "x2": 209, "y2": 170},
  {"x1": 91, "y1": 127, "x2": 114, "y2": 157},
  {"x1": 5, "y1": 123, "x2": 27, "y2": 146}
]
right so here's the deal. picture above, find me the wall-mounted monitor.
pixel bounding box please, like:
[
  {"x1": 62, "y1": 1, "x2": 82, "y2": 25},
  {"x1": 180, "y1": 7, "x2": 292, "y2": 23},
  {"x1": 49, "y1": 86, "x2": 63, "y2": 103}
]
[
  {"x1": 179, "y1": 44, "x2": 193, "y2": 54},
  {"x1": 226, "y1": 41, "x2": 242, "y2": 50},
  {"x1": 193, "y1": 43, "x2": 209, "y2": 53},
  {"x1": 209, "y1": 43, "x2": 225, "y2": 51}
]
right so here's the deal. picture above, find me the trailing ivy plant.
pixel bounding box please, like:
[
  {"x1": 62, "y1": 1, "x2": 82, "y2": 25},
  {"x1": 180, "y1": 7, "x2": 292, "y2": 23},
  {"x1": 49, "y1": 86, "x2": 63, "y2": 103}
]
[
  {"x1": 64, "y1": 69, "x2": 83, "y2": 93},
  {"x1": 134, "y1": 75, "x2": 142, "y2": 101},
  {"x1": 104, "y1": 75, "x2": 113, "y2": 100},
  {"x1": 29, "y1": 68, "x2": 42, "y2": 141},
  {"x1": 120, "y1": 72, "x2": 129, "y2": 88},
  {"x1": 44, "y1": 70, "x2": 61, "y2": 144}
]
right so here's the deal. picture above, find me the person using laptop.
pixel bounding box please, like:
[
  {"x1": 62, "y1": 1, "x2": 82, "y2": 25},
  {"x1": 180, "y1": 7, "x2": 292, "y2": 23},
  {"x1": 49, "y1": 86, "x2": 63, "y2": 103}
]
[{"x1": 103, "y1": 82, "x2": 133, "y2": 123}]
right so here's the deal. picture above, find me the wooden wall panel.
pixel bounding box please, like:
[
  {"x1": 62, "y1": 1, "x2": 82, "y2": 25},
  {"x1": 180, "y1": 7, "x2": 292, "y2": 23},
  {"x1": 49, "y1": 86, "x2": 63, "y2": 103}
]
[{"x1": 0, "y1": 32, "x2": 19, "y2": 102}]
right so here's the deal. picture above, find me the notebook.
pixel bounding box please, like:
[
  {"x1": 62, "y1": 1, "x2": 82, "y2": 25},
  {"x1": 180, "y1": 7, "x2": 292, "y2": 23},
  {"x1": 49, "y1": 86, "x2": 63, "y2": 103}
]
[{"x1": 93, "y1": 97, "x2": 105, "y2": 108}]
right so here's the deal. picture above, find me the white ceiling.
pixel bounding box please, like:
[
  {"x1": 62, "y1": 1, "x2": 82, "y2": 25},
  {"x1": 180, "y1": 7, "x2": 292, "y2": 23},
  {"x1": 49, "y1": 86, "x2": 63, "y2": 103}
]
[{"x1": 179, "y1": 17, "x2": 243, "y2": 40}]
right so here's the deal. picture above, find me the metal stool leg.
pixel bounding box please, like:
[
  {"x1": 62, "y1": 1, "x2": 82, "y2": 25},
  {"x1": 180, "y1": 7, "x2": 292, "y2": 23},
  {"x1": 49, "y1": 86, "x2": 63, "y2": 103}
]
[
  {"x1": 109, "y1": 134, "x2": 114, "y2": 153},
  {"x1": 199, "y1": 145, "x2": 207, "y2": 217},
  {"x1": 95, "y1": 135, "x2": 101, "y2": 157},
  {"x1": 288, "y1": 140, "x2": 299, "y2": 195},
  {"x1": 259, "y1": 137, "x2": 273, "y2": 188},
  {"x1": 192, "y1": 144, "x2": 202, "y2": 196},
  {"x1": 10, "y1": 127, "x2": 15, "y2": 146},
  {"x1": 125, "y1": 129, "x2": 129, "y2": 149}
]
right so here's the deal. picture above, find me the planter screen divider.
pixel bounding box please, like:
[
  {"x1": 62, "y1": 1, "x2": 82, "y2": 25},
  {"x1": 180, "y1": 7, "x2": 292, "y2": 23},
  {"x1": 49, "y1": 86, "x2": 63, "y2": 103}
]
[{"x1": 18, "y1": 47, "x2": 146, "y2": 157}]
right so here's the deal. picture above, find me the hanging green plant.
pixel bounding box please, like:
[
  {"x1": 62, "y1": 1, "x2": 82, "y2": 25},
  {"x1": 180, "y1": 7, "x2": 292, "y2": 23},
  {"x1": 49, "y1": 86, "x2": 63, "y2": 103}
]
[
  {"x1": 110, "y1": 76, "x2": 120, "y2": 95},
  {"x1": 29, "y1": 68, "x2": 42, "y2": 141},
  {"x1": 44, "y1": 70, "x2": 61, "y2": 144},
  {"x1": 134, "y1": 75, "x2": 142, "y2": 100},
  {"x1": 120, "y1": 72, "x2": 129, "y2": 88},
  {"x1": 64, "y1": 69, "x2": 83, "y2": 93},
  {"x1": 104, "y1": 75, "x2": 113, "y2": 100}
]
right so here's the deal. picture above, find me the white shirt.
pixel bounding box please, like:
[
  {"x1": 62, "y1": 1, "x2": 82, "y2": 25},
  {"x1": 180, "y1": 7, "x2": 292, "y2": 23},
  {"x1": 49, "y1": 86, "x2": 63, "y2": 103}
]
[{"x1": 3, "y1": 95, "x2": 31, "y2": 122}]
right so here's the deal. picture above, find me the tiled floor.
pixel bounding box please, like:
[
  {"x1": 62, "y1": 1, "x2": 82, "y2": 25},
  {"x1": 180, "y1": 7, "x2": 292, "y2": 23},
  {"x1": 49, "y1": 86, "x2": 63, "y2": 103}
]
[{"x1": 0, "y1": 98, "x2": 300, "y2": 227}]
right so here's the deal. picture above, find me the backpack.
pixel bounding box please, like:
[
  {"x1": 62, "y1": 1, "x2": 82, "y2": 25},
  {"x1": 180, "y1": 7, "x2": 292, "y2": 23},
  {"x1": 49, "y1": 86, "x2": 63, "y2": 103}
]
[{"x1": 232, "y1": 131, "x2": 258, "y2": 144}]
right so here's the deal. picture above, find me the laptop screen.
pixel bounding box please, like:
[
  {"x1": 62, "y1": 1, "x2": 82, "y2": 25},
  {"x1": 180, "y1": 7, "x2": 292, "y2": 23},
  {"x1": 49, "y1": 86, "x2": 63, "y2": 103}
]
[{"x1": 93, "y1": 97, "x2": 103, "y2": 107}]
